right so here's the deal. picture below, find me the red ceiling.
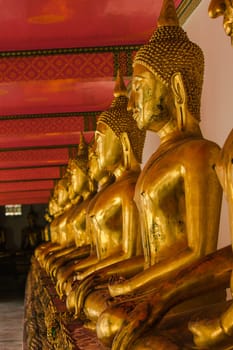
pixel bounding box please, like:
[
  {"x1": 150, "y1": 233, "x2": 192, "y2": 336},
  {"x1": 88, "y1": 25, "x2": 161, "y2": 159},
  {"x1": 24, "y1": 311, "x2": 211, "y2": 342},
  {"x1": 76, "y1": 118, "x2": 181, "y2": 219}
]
[
  {"x1": 0, "y1": 0, "x2": 181, "y2": 51},
  {"x1": 0, "y1": 0, "x2": 187, "y2": 205}
]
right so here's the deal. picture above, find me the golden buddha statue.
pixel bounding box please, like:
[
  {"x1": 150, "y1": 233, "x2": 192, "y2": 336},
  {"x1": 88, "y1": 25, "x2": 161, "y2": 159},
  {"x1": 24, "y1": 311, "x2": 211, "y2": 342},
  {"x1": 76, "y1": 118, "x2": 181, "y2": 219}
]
[
  {"x1": 49, "y1": 174, "x2": 71, "y2": 243},
  {"x1": 42, "y1": 208, "x2": 53, "y2": 242},
  {"x1": 95, "y1": 0, "x2": 223, "y2": 348},
  {"x1": 35, "y1": 177, "x2": 70, "y2": 265},
  {"x1": 65, "y1": 70, "x2": 146, "y2": 317},
  {"x1": 208, "y1": 0, "x2": 233, "y2": 41},
  {"x1": 64, "y1": 139, "x2": 95, "y2": 248},
  {"x1": 47, "y1": 140, "x2": 99, "y2": 281},
  {"x1": 57, "y1": 133, "x2": 89, "y2": 247},
  {"x1": 189, "y1": 130, "x2": 233, "y2": 348},
  {"x1": 55, "y1": 139, "x2": 114, "y2": 297},
  {"x1": 188, "y1": 0, "x2": 233, "y2": 347},
  {"x1": 44, "y1": 137, "x2": 97, "y2": 276}
]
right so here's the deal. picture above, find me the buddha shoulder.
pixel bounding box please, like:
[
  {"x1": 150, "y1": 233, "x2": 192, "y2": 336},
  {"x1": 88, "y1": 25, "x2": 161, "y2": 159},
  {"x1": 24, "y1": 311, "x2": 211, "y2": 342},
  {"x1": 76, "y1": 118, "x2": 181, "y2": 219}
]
[
  {"x1": 145, "y1": 138, "x2": 220, "y2": 168},
  {"x1": 91, "y1": 178, "x2": 137, "y2": 210},
  {"x1": 136, "y1": 138, "x2": 220, "y2": 192}
]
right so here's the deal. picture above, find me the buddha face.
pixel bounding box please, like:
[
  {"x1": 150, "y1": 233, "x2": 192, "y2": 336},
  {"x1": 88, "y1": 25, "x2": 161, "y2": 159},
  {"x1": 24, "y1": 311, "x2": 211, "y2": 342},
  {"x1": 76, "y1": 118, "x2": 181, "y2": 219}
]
[
  {"x1": 95, "y1": 121, "x2": 122, "y2": 171},
  {"x1": 57, "y1": 181, "x2": 69, "y2": 206},
  {"x1": 216, "y1": 130, "x2": 233, "y2": 198},
  {"x1": 48, "y1": 198, "x2": 59, "y2": 216},
  {"x1": 209, "y1": 0, "x2": 233, "y2": 37},
  {"x1": 70, "y1": 162, "x2": 88, "y2": 195},
  {"x1": 88, "y1": 148, "x2": 105, "y2": 182},
  {"x1": 128, "y1": 63, "x2": 173, "y2": 132}
]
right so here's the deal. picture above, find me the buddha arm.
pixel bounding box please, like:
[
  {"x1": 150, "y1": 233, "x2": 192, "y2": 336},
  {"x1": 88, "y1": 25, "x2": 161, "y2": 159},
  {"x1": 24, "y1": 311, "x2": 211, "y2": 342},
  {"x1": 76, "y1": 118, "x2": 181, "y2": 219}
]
[
  {"x1": 35, "y1": 241, "x2": 58, "y2": 258},
  {"x1": 110, "y1": 246, "x2": 233, "y2": 350},
  {"x1": 164, "y1": 246, "x2": 233, "y2": 308},
  {"x1": 76, "y1": 196, "x2": 142, "y2": 280},
  {"x1": 109, "y1": 156, "x2": 222, "y2": 297},
  {"x1": 109, "y1": 246, "x2": 201, "y2": 296},
  {"x1": 72, "y1": 254, "x2": 99, "y2": 274},
  {"x1": 76, "y1": 253, "x2": 144, "y2": 281}
]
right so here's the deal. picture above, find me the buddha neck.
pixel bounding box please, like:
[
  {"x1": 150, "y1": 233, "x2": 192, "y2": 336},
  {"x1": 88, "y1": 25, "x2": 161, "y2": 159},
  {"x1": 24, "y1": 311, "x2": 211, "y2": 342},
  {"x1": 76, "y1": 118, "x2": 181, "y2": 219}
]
[
  {"x1": 113, "y1": 159, "x2": 141, "y2": 180},
  {"x1": 158, "y1": 114, "x2": 203, "y2": 146},
  {"x1": 63, "y1": 201, "x2": 72, "y2": 211},
  {"x1": 53, "y1": 208, "x2": 64, "y2": 218},
  {"x1": 98, "y1": 173, "x2": 115, "y2": 189},
  {"x1": 71, "y1": 194, "x2": 82, "y2": 205},
  {"x1": 81, "y1": 189, "x2": 93, "y2": 201}
]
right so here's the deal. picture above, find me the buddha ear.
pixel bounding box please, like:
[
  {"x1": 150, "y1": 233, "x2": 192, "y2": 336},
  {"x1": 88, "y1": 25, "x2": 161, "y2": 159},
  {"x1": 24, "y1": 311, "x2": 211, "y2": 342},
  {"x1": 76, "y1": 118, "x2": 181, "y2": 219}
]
[
  {"x1": 120, "y1": 132, "x2": 131, "y2": 170},
  {"x1": 171, "y1": 72, "x2": 187, "y2": 131}
]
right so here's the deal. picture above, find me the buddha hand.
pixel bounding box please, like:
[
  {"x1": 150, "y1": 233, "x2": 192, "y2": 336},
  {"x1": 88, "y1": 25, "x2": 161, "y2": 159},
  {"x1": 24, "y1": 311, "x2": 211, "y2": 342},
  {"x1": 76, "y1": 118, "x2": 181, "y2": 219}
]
[
  {"x1": 108, "y1": 274, "x2": 131, "y2": 296},
  {"x1": 111, "y1": 300, "x2": 151, "y2": 350},
  {"x1": 189, "y1": 318, "x2": 230, "y2": 347},
  {"x1": 57, "y1": 272, "x2": 74, "y2": 297},
  {"x1": 74, "y1": 274, "x2": 102, "y2": 318},
  {"x1": 111, "y1": 294, "x2": 166, "y2": 350},
  {"x1": 74, "y1": 270, "x2": 87, "y2": 281}
]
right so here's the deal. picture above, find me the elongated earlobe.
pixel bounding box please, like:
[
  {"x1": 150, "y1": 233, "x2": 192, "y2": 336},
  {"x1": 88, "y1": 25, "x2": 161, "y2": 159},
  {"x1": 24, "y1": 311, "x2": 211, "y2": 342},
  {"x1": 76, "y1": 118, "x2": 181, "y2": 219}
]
[
  {"x1": 171, "y1": 72, "x2": 187, "y2": 131},
  {"x1": 120, "y1": 132, "x2": 131, "y2": 170}
]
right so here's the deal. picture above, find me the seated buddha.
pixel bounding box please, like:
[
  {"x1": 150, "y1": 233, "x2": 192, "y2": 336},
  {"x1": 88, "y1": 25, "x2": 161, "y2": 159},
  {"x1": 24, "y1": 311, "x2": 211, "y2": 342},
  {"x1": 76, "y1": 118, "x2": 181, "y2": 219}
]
[
  {"x1": 55, "y1": 138, "x2": 114, "y2": 297},
  {"x1": 189, "y1": 0, "x2": 233, "y2": 347},
  {"x1": 44, "y1": 138, "x2": 97, "y2": 277},
  {"x1": 189, "y1": 130, "x2": 233, "y2": 348},
  {"x1": 65, "y1": 70, "x2": 146, "y2": 316},
  {"x1": 95, "y1": 0, "x2": 224, "y2": 348},
  {"x1": 42, "y1": 208, "x2": 53, "y2": 242},
  {"x1": 35, "y1": 175, "x2": 71, "y2": 266},
  {"x1": 53, "y1": 134, "x2": 88, "y2": 248},
  {"x1": 47, "y1": 140, "x2": 100, "y2": 280}
]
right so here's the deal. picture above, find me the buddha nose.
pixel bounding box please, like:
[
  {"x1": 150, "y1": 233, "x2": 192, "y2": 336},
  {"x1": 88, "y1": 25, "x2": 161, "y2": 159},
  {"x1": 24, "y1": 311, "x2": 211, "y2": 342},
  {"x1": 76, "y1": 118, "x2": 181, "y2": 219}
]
[{"x1": 208, "y1": 0, "x2": 226, "y2": 18}]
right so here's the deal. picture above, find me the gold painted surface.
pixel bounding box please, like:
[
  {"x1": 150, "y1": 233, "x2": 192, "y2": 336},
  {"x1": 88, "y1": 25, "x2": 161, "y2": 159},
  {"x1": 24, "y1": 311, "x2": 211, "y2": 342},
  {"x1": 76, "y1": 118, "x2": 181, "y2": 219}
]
[
  {"x1": 95, "y1": 1, "x2": 224, "y2": 348},
  {"x1": 28, "y1": 1, "x2": 233, "y2": 349},
  {"x1": 64, "y1": 71, "x2": 146, "y2": 320},
  {"x1": 188, "y1": 1, "x2": 233, "y2": 347},
  {"x1": 35, "y1": 137, "x2": 90, "y2": 271},
  {"x1": 208, "y1": 0, "x2": 233, "y2": 40},
  {"x1": 54, "y1": 147, "x2": 114, "y2": 297},
  {"x1": 34, "y1": 174, "x2": 71, "y2": 266},
  {"x1": 44, "y1": 139, "x2": 97, "y2": 278}
]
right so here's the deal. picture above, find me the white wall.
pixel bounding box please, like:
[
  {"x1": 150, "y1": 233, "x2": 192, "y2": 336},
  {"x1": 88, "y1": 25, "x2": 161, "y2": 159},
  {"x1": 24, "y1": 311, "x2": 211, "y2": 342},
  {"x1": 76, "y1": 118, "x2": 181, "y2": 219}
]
[
  {"x1": 184, "y1": 0, "x2": 233, "y2": 248},
  {"x1": 142, "y1": 0, "x2": 233, "y2": 248}
]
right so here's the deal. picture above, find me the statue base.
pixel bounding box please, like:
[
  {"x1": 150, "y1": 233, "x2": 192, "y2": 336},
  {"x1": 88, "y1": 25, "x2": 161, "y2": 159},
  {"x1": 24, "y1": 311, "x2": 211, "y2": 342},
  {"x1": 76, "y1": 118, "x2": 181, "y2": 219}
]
[{"x1": 23, "y1": 256, "x2": 233, "y2": 350}]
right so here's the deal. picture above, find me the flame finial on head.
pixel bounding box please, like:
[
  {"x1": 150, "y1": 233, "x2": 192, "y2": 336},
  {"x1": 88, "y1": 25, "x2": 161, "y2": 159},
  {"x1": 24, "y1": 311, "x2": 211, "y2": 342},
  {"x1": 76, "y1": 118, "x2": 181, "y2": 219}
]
[
  {"x1": 77, "y1": 132, "x2": 88, "y2": 158},
  {"x1": 97, "y1": 69, "x2": 146, "y2": 163},
  {"x1": 157, "y1": 0, "x2": 179, "y2": 27},
  {"x1": 68, "y1": 132, "x2": 89, "y2": 174},
  {"x1": 114, "y1": 69, "x2": 128, "y2": 98}
]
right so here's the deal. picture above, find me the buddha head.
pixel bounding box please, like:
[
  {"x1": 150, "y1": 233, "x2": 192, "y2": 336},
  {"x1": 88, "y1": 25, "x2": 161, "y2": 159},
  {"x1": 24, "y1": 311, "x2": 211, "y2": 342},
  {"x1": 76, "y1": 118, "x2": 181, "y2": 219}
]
[
  {"x1": 95, "y1": 70, "x2": 146, "y2": 172},
  {"x1": 128, "y1": 0, "x2": 204, "y2": 134},
  {"x1": 47, "y1": 183, "x2": 61, "y2": 217},
  {"x1": 88, "y1": 136, "x2": 108, "y2": 183},
  {"x1": 56, "y1": 175, "x2": 70, "y2": 207},
  {"x1": 68, "y1": 133, "x2": 89, "y2": 197},
  {"x1": 209, "y1": 0, "x2": 233, "y2": 40},
  {"x1": 215, "y1": 130, "x2": 233, "y2": 235}
]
